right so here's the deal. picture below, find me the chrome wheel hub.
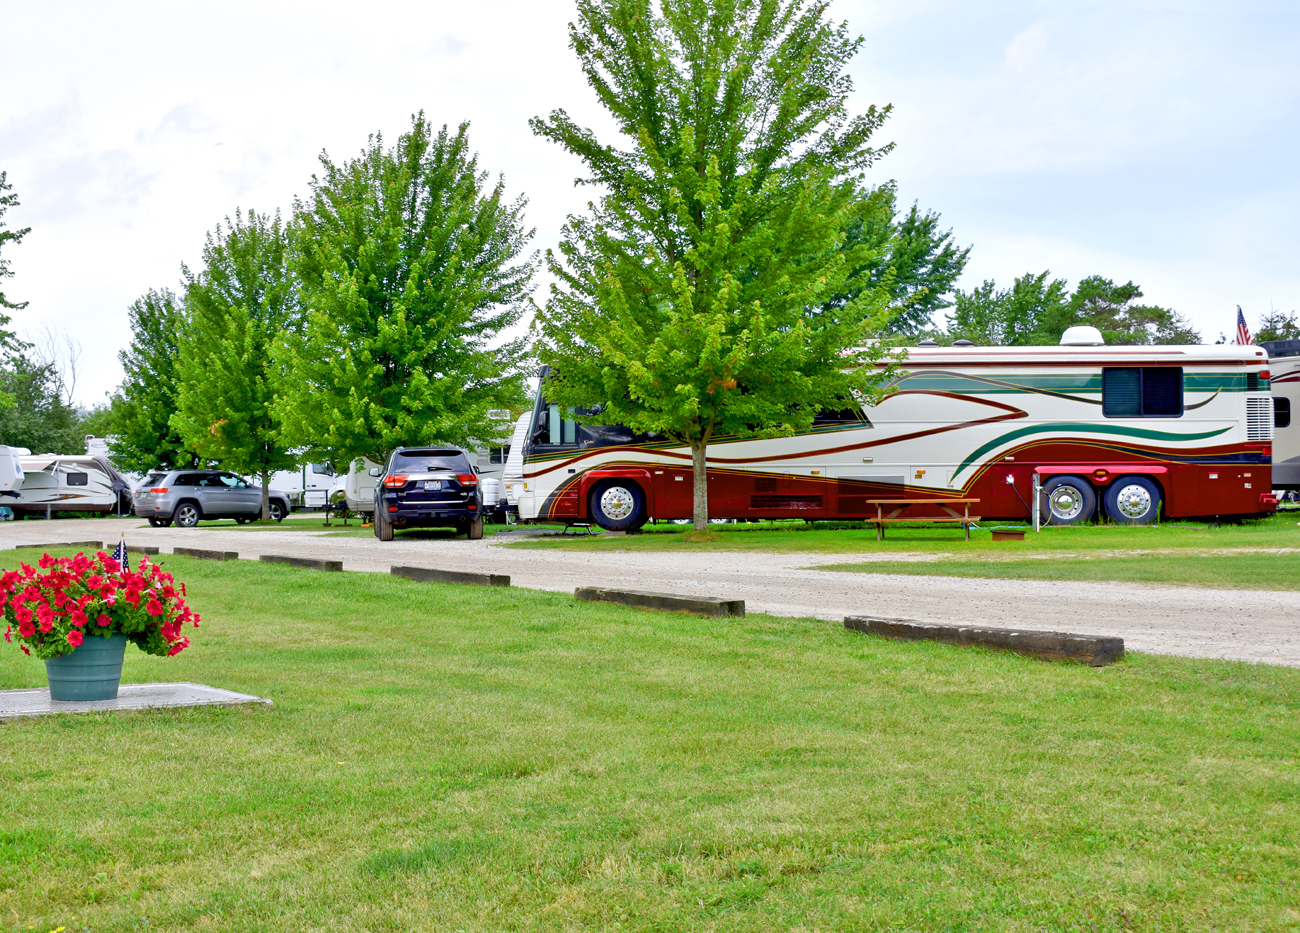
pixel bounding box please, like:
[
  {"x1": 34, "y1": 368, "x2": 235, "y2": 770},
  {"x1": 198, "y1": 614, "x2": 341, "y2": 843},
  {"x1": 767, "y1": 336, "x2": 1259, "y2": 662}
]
[
  {"x1": 1115, "y1": 484, "x2": 1152, "y2": 519},
  {"x1": 1049, "y1": 486, "x2": 1084, "y2": 521},
  {"x1": 600, "y1": 486, "x2": 635, "y2": 521}
]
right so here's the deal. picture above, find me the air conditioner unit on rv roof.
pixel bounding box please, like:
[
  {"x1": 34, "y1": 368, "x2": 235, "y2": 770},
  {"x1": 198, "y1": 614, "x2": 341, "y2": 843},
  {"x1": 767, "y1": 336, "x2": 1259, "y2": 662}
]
[{"x1": 1060, "y1": 326, "x2": 1105, "y2": 346}]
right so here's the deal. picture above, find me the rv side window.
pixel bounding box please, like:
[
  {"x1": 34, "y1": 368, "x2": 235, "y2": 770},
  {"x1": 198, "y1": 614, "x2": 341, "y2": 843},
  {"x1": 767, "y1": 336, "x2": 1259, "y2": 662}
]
[
  {"x1": 489, "y1": 446, "x2": 509, "y2": 464},
  {"x1": 1102, "y1": 367, "x2": 1183, "y2": 418},
  {"x1": 1277, "y1": 397, "x2": 1292, "y2": 429},
  {"x1": 66, "y1": 472, "x2": 89, "y2": 486}
]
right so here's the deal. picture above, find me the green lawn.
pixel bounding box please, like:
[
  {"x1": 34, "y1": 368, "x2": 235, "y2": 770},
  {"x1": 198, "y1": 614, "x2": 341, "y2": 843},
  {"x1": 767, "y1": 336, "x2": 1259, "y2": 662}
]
[
  {"x1": 2, "y1": 552, "x2": 1298, "y2": 931},
  {"x1": 813, "y1": 552, "x2": 1300, "y2": 591},
  {"x1": 506, "y1": 511, "x2": 1300, "y2": 554}
]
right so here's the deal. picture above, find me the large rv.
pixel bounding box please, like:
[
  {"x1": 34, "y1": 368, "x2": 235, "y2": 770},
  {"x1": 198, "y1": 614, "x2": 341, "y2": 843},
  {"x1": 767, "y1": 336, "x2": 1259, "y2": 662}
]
[
  {"x1": 511, "y1": 330, "x2": 1277, "y2": 528},
  {"x1": 1263, "y1": 338, "x2": 1300, "y2": 491}
]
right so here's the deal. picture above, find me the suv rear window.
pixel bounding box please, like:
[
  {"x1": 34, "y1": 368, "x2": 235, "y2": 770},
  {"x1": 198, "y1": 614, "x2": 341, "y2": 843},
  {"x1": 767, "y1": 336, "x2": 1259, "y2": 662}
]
[
  {"x1": 144, "y1": 473, "x2": 167, "y2": 487},
  {"x1": 392, "y1": 449, "x2": 470, "y2": 472}
]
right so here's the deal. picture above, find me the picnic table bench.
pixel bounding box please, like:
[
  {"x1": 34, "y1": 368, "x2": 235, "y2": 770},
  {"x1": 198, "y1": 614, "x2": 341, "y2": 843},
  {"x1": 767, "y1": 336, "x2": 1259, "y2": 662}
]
[{"x1": 860, "y1": 498, "x2": 980, "y2": 541}]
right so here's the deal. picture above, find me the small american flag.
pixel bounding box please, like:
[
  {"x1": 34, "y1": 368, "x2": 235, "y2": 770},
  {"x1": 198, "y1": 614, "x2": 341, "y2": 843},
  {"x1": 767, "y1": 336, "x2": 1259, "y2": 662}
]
[
  {"x1": 1236, "y1": 306, "x2": 1252, "y2": 345},
  {"x1": 112, "y1": 534, "x2": 128, "y2": 570}
]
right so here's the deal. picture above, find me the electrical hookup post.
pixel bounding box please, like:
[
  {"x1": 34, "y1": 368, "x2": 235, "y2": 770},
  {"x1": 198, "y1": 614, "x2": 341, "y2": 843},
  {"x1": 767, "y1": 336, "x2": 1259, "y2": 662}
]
[{"x1": 1032, "y1": 472, "x2": 1042, "y2": 533}]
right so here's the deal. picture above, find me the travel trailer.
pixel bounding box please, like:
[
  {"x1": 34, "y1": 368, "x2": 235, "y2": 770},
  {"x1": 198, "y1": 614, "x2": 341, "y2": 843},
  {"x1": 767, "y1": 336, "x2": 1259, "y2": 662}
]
[
  {"x1": 269, "y1": 461, "x2": 336, "y2": 510},
  {"x1": 328, "y1": 457, "x2": 383, "y2": 518},
  {"x1": 1, "y1": 445, "x2": 26, "y2": 498},
  {"x1": 510, "y1": 329, "x2": 1277, "y2": 528},
  {"x1": 1263, "y1": 339, "x2": 1299, "y2": 491},
  {"x1": 9, "y1": 452, "x2": 134, "y2": 517}
]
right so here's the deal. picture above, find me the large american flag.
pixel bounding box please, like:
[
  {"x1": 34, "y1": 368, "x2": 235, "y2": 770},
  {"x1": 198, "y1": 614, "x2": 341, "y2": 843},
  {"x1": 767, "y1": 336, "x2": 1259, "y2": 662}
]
[{"x1": 1236, "y1": 306, "x2": 1252, "y2": 345}]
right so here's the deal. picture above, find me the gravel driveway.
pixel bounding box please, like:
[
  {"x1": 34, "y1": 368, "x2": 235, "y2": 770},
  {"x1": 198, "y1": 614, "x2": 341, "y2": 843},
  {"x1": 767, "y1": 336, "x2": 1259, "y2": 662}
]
[{"x1": 7, "y1": 518, "x2": 1300, "y2": 668}]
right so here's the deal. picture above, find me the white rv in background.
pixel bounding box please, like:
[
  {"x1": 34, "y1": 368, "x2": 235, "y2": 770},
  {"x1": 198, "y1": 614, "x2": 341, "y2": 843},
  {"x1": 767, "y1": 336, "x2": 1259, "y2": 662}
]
[
  {"x1": 1264, "y1": 339, "x2": 1300, "y2": 492},
  {"x1": 1, "y1": 445, "x2": 27, "y2": 498},
  {"x1": 270, "y1": 461, "x2": 336, "y2": 510},
  {"x1": 9, "y1": 452, "x2": 133, "y2": 517},
  {"x1": 329, "y1": 457, "x2": 383, "y2": 518}
]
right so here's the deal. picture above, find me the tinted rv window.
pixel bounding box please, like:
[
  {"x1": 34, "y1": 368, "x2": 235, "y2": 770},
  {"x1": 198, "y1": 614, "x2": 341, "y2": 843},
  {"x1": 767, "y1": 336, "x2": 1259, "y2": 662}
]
[
  {"x1": 66, "y1": 472, "x2": 89, "y2": 486},
  {"x1": 1277, "y1": 397, "x2": 1292, "y2": 429},
  {"x1": 1103, "y1": 368, "x2": 1183, "y2": 418}
]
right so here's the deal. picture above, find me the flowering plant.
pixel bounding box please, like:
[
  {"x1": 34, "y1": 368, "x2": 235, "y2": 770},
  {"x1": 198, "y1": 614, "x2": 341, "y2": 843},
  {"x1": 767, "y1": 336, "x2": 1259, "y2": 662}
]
[{"x1": 2, "y1": 551, "x2": 199, "y2": 660}]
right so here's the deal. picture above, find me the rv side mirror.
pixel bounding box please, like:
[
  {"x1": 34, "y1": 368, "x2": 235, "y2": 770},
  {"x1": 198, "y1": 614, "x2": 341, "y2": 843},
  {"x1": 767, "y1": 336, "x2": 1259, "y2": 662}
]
[{"x1": 367, "y1": 467, "x2": 381, "y2": 477}]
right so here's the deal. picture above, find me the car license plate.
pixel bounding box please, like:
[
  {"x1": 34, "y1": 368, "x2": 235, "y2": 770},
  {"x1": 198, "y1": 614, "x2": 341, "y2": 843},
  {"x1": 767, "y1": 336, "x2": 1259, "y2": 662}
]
[{"x1": 423, "y1": 480, "x2": 442, "y2": 490}]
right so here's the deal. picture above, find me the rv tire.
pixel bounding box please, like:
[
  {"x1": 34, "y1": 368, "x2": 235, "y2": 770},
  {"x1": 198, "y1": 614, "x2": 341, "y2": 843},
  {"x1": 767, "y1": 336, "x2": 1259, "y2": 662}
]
[
  {"x1": 1104, "y1": 476, "x2": 1161, "y2": 525},
  {"x1": 1040, "y1": 476, "x2": 1095, "y2": 525},
  {"x1": 589, "y1": 480, "x2": 646, "y2": 531}
]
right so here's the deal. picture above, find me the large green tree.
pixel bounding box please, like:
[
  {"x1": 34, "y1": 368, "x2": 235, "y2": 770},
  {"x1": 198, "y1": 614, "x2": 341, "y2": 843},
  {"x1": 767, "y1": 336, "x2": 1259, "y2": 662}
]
[
  {"x1": 110, "y1": 289, "x2": 201, "y2": 473},
  {"x1": 947, "y1": 271, "x2": 1070, "y2": 346},
  {"x1": 0, "y1": 355, "x2": 80, "y2": 452},
  {"x1": 0, "y1": 171, "x2": 32, "y2": 411},
  {"x1": 273, "y1": 115, "x2": 532, "y2": 468},
  {"x1": 531, "y1": 0, "x2": 901, "y2": 530},
  {"x1": 172, "y1": 209, "x2": 298, "y2": 519},
  {"x1": 1052, "y1": 275, "x2": 1199, "y2": 345},
  {"x1": 836, "y1": 184, "x2": 969, "y2": 336}
]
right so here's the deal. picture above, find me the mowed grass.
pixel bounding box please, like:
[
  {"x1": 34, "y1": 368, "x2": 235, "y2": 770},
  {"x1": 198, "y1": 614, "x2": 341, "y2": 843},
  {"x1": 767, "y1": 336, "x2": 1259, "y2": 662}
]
[
  {"x1": 814, "y1": 552, "x2": 1300, "y2": 591},
  {"x1": 507, "y1": 510, "x2": 1300, "y2": 554},
  {"x1": 1, "y1": 552, "x2": 1298, "y2": 932}
]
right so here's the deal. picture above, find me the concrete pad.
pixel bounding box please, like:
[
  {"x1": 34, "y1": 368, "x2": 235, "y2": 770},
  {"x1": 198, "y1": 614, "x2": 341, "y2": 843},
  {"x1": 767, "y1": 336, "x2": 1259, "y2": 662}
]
[
  {"x1": 392, "y1": 565, "x2": 510, "y2": 587},
  {"x1": 0, "y1": 682, "x2": 272, "y2": 722},
  {"x1": 575, "y1": 586, "x2": 745, "y2": 617},
  {"x1": 845, "y1": 616, "x2": 1124, "y2": 666},
  {"x1": 173, "y1": 547, "x2": 239, "y2": 561},
  {"x1": 260, "y1": 554, "x2": 342, "y2": 572}
]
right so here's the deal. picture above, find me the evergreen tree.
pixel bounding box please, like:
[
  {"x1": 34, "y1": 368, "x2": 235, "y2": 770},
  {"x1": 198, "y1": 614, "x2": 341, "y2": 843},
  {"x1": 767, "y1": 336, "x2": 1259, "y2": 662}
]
[
  {"x1": 110, "y1": 289, "x2": 201, "y2": 473},
  {"x1": 1255, "y1": 309, "x2": 1300, "y2": 343},
  {"x1": 172, "y1": 210, "x2": 298, "y2": 520},
  {"x1": 273, "y1": 115, "x2": 532, "y2": 468},
  {"x1": 531, "y1": 0, "x2": 901, "y2": 530},
  {"x1": 1051, "y1": 276, "x2": 1199, "y2": 345}
]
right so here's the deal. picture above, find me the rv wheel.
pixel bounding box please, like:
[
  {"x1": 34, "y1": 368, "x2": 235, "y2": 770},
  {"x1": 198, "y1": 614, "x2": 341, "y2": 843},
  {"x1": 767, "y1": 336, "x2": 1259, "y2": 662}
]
[
  {"x1": 589, "y1": 480, "x2": 646, "y2": 531},
  {"x1": 1040, "y1": 476, "x2": 1096, "y2": 525},
  {"x1": 1104, "y1": 476, "x2": 1161, "y2": 525}
]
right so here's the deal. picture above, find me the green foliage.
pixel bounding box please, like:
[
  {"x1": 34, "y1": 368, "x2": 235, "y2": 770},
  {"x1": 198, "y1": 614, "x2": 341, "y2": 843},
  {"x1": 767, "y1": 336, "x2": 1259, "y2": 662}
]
[
  {"x1": 1256, "y1": 309, "x2": 1300, "y2": 343},
  {"x1": 110, "y1": 289, "x2": 202, "y2": 473},
  {"x1": 1062, "y1": 275, "x2": 1200, "y2": 345},
  {"x1": 0, "y1": 170, "x2": 29, "y2": 318},
  {"x1": 948, "y1": 271, "x2": 1199, "y2": 346},
  {"x1": 837, "y1": 184, "x2": 970, "y2": 335},
  {"x1": 0, "y1": 354, "x2": 80, "y2": 451},
  {"x1": 947, "y1": 270, "x2": 1069, "y2": 346},
  {"x1": 531, "y1": 0, "x2": 901, "y2": 527},
  {"x1": 76, "y1": 402, "x2": 115, "y2": 441},
  {"x1": 172, "y1": 210, "x2": 298, "y2": 515},
  {"x1": 273, "y1": 115, "x2": 532, "y2": 467}
]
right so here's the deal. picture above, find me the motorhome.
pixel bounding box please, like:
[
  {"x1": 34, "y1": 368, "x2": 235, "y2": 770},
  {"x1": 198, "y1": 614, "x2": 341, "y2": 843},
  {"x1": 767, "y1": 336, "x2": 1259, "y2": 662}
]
[
  {"x1": 510, "y1": 328, "x2": 1277, "y2": 528},
  {"x1": 9, "y1": 452, "x2": 134, "y2": 517},
  {"x1": 1263, "y1": 339, "x2": 1300, "y2": 492}
]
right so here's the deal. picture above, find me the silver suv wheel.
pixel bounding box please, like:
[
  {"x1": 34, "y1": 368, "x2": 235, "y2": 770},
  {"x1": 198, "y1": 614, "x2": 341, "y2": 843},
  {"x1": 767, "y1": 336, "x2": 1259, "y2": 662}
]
[{"x1": 175, "y1": 503, "x2": 201, "y2": 528}]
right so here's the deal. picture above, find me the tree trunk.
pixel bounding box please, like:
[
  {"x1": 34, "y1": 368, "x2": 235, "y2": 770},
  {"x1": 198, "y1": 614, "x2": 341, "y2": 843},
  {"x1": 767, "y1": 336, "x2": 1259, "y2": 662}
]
[
  {"x1": 690, "y1": 439, "x2": 709, "y2": 532},
  {"x1": 261, "y1": 468, "x2": 270, "y2": 522}
]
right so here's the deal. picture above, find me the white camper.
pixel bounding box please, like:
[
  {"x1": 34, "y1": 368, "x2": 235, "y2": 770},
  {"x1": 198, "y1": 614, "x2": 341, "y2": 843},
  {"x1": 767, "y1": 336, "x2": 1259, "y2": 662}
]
[
  {"x1": 269, "y1": 461, "x2": 336, "y2": 510},
  {"x1": 1, "y1": 445, "x2": 28, "y2": 498},
  {"x1": 328, "y1": 457, "x2": 383, "y2": 518},
  {"x1": 11, "y1": 453, "x2": 133, "y2": 517},
  {"x1": 1264, "y1": 339, "x2": 1300, "y2": 491}
]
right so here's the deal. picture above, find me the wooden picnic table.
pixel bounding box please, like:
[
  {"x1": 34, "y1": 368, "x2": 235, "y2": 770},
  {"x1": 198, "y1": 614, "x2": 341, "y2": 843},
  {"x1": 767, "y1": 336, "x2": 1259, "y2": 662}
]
[{"x1": 860, "y1": 498, "x2": 981, "y2": 541}]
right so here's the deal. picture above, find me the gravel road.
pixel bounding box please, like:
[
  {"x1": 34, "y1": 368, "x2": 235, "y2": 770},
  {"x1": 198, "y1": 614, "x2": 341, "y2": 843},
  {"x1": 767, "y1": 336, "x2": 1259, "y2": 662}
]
[{"x1": 7, "y1": 518, "x2": 1299, "y2": 668}]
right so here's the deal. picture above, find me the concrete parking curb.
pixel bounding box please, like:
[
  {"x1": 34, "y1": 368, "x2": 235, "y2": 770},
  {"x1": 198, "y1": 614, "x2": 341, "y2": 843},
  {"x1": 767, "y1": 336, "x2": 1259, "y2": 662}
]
[
  {"x1": 844, "y1": 616, "x2": 1124, "y2": 666},
  {"x1": 173, "y1": 547, "x2": 239, "y2": 561},
  {"x1": 575, "y1": 587, "x2": 745, "y2": 617},
  {"x1": 12, "y1": 541, "x2": 104, "y2": 551},
  {"x1": 391, "y1": 565, "x2": 510, "y2": 587},
  {"x1": 261, "y1": 555, "x2": 343, "y2": 572}
]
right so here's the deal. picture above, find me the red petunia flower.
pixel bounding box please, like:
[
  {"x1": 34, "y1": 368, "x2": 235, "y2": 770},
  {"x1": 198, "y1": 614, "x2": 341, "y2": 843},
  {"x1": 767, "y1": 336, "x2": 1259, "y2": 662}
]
[{"x1": 66, "y1": 629, "x2": 84, "y2": 648}]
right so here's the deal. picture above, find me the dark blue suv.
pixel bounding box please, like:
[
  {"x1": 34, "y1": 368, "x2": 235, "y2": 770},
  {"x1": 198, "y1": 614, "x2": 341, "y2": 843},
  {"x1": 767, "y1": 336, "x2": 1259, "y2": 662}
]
[{"x1": 373, "y1": 448, "x2": 483, "y2": 541}]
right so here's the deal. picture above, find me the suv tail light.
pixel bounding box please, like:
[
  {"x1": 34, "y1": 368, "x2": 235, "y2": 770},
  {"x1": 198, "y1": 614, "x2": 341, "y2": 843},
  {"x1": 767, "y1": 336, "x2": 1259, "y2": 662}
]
[
  {"x1": 383, "y1": 475, "x2": 409, "y2": 488},
  {"x1": 456, "y1": 473, "x2": 478, "y2": 486},
  {"x1": 150, "y1": 487, "x2": 168, "y2": 494}
]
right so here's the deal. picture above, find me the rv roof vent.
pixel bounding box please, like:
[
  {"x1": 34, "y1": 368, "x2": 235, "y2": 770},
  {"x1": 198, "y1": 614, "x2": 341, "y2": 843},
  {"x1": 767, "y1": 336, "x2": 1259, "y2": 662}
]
[
  {"x1": 1060, "y1": 325, "x2": 1105, "y2": 346},
  {"x1": 953, "y1": 339, "x2": 975, "y2": 347},
  {"x1": 917, "y1": 338, "x2": 938, "y2": 347}
]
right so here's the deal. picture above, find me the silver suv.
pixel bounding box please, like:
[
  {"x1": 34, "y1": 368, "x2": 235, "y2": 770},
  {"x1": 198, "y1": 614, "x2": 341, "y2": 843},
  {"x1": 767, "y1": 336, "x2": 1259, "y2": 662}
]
[{"x1": 133, "y1": 470, "x2": 291, "y2": 528}]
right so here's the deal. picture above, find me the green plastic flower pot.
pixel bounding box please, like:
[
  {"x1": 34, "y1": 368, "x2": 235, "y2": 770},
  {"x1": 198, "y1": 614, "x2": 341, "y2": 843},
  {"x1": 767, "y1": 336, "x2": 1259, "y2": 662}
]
[{"x1": 44, "y1": 634, "x2": 127, "y2": 701}]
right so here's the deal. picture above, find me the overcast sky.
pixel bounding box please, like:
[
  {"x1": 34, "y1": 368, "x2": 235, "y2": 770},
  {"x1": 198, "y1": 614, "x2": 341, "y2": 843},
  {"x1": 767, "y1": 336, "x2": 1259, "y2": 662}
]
[{"x1": 2, "y1": 0, "x2": 1297, "y2": 407}]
